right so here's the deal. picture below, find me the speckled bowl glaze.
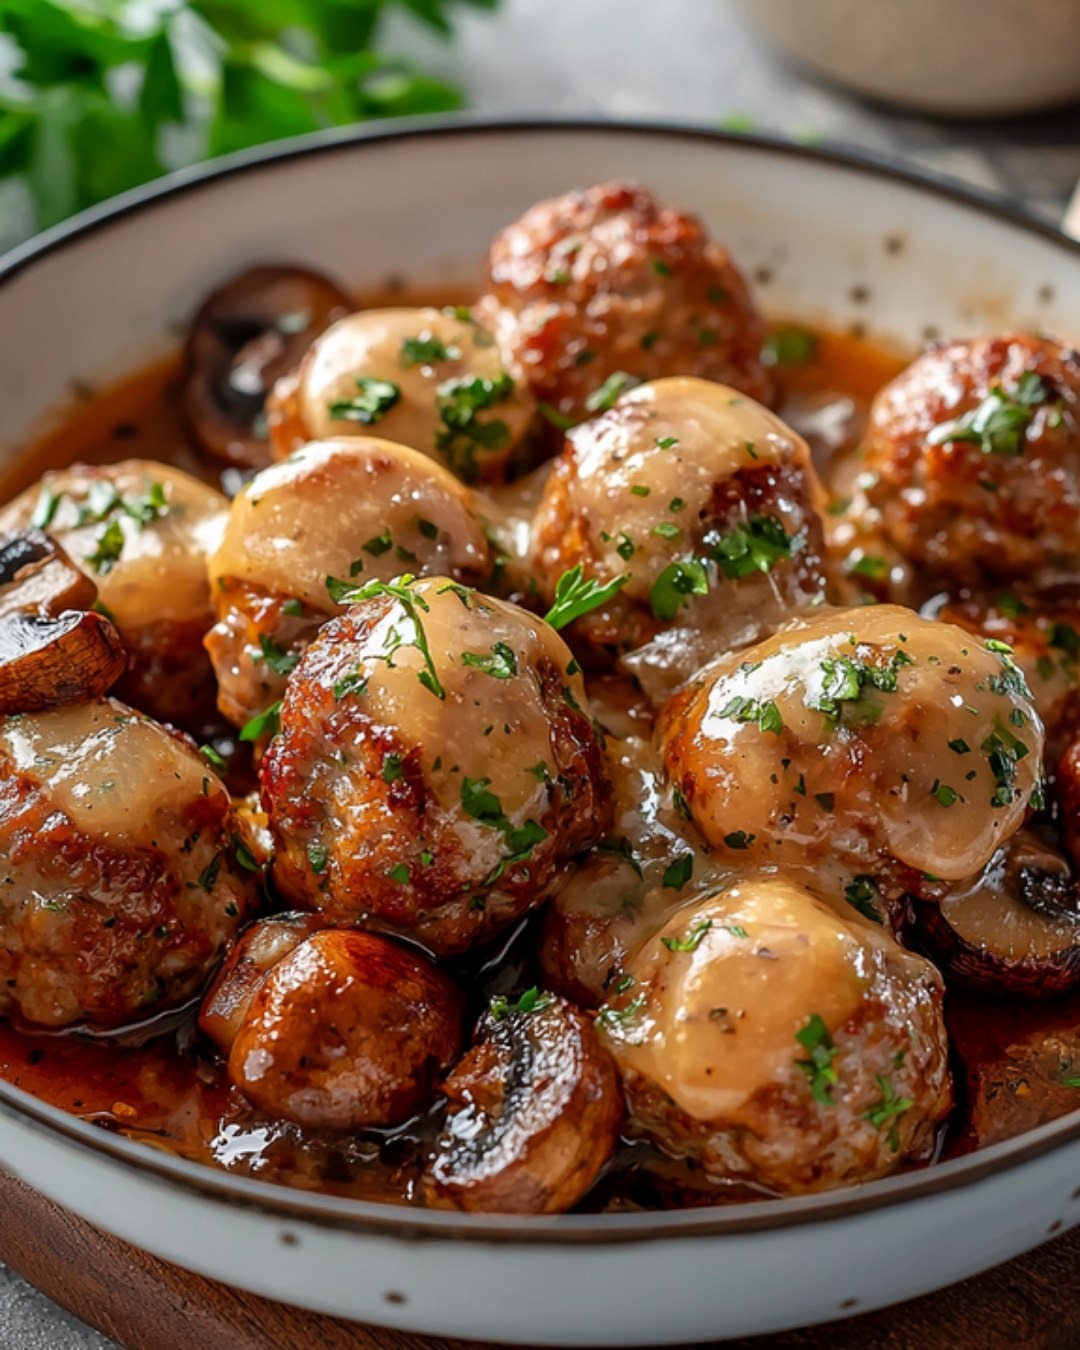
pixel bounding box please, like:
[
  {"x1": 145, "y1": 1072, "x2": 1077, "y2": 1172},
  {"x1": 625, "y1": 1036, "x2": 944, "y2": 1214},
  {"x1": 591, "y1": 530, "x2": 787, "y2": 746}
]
[{"x1": 1, "y1": 119, "x2": 1080, "y2": 1346}]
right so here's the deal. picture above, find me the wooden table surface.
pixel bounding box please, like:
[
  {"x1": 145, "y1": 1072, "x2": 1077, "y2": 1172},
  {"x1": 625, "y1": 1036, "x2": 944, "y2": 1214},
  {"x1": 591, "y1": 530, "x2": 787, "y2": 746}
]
[{"x1": 1, "y1": 1171, "x2": 1078, "y2": 1350}]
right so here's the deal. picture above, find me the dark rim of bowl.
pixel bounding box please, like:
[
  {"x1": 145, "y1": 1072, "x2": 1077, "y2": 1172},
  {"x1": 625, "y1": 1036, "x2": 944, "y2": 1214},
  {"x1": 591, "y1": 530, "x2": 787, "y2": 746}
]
[{"x1": 2, "y1": 113, "x2": 1080, "y2": 1247}]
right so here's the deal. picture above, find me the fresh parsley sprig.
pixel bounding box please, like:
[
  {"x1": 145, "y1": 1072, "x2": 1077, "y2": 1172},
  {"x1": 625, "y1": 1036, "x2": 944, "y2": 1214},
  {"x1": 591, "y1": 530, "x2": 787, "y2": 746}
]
[{"x1": 543, "y1": 564, "x2": 630, "y2": 631}]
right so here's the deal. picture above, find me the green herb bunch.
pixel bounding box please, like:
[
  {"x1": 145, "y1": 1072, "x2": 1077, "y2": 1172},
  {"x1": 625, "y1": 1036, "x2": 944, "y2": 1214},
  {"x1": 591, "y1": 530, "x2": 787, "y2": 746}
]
[{"x1": 0, "y1": 0, "x2": 498, "y2": 235}]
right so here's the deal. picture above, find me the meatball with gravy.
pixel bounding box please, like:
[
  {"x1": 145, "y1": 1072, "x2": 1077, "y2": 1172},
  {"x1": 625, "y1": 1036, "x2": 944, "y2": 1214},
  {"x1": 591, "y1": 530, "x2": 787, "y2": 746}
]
[
  {"x1": 0, "y1": 699, "x2": 254, "y2": 1029},
  {"x1": 598, "y1": 875, "x2": 952, "y2": 1194},
  {"x1": 661, "y1": 605, "x2": 1044, "y2": 886},
  {"x1": 531, "y1": 376, "x2": 827, "y2": 697},
  {"x1": 261, "y1": 576, "x2": 612, "y2": 955},
  {"x1": 267, "y1": 307, "x2": 535, "y2": 482},
  {"x1": 0, "y1": 462, "x2": 227, "y2": 727},
  {"x1": 205, "y1": 438, "x2": 492, "y2": 729}
]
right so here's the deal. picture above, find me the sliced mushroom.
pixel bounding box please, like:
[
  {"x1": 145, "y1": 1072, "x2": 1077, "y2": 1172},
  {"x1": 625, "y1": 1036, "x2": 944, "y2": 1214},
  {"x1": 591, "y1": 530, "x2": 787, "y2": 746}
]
[
  {"x1": 198, "y1": 912, "x2": 323, "y2": 1057},
  {"x1": 425, "y1": 993, "x2": 623, "y2": 1214},
  {"x1": 183, "y1": 264, "x2": 351, "y2": 470},
  {"x1": 0, "y1": 529, "x2": 96, "y2": 619},
  {"x1": 227, "y1": 929, "x2": 463, "y2": 1130},
  {"x1": 916, "y1": 829, "x2": 1080, "y2": 997},
  {"x1": 0, "y1": 530, "x2": 125, "y2": 712}
]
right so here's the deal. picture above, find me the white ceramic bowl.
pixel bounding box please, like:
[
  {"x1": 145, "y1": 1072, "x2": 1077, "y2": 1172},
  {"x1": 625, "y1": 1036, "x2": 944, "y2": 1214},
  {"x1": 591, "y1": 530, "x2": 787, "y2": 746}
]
[
  {"x1": 2, "y1": 118, "x2": 1080, "y2": 1346},
  {"x1": 731, "y1": 0, "x2": 1080, "y2": 116}
]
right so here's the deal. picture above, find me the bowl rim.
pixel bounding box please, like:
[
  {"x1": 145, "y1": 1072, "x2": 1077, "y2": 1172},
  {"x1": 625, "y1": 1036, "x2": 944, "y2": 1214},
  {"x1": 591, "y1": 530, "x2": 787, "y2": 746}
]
[{"x1": 3, "y1": 111, "x2": 1080, "y2": 1246}]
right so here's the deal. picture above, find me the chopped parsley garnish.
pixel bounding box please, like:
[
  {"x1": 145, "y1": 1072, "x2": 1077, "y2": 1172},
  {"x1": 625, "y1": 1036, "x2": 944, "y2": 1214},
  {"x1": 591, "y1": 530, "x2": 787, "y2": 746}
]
[
  {"x1": 948, "y1": 738, "x2": 971, "y2": 755},
  {"x1": 362, "y1": 529, "x2": 393, "y2": 557},
  {"x1": 538, "y1": 401, "x2": 576, "y2": 432},
  {"x1": 257, "y1": 635, "x2": 300, "y2": 676},
  {"x1": 927, "y1": 371, "x2": 1052, "y2": 457},
  {"x1": 723, "y1": 830, "x2": 755, "y2": 849},
  {"x1": 596, "y1": 836, "x2": 643, "y2": 877},
  {"x1": 84, "y1": 519, "x2": 125, "y2": 575},
  {"x1": 763, "y1": 325, "x2": 819, "y2": 366},
  {"x1": 710, "y1": 515, "x2": 801, "y2": 579},
  {"x1": 387, "y1": 863, "x2": 410, "y2": 884},
  {"x1": 401, "y1": 335, "x2": 460, "y2": 367},
  {"x1": 460, "y1": 776, "x2": 549, "y2": 883},
  {"x1": 662, "y1": 919, "x2": 711, "y2": 952},
  {"x1": 844, "y1": 876, "x2": 883, "y2": 924},
  {"x1": 650, "y1": 559, "x2": 709, "y2": 620},
  {"x1": 543, "y1": 564, "x2": 630, "y2": 631},
  {"x1": 982, "y1": 717, "x2": 1030, "y2": 808},
  {"x1": 584, "y1": 371, "x2": 637, "y2": 413},
  {"x1": 932, "y1": 780, "x2": 959, "y2": 807},
  {"x1": 795, "y1": 1013, "x2": 839, "y2": 1105},
  {"x1": 652, "y1": 521, "x2": 681, "y2": 541},
  {"x1": 328, "y1": 376, "x2": 400, "y2": 425},
  {"x1": 807, "y1": 648, "x2": 914, "y2": 728},
  {"x1": 381, "y1": 753, "x2": 404, "y2": 783},
  {"x1": 199, "y1": 744, "x2": 227, "y2": 772},
  {"x1": 307, "y1": 843, "x2": 328, "y2": 874},
  {"x1": 661, "y1": 853, "x2": 694, "y2": 891},
  {"x1": 655, "y1": 435, "x2": 679, "y2": 449},
  {"x1": 845, "y1": 553, "x2": 889, "y2": 581},
  {"x1": 865, "y1": 1074, "x2": 915, "y2": 1150},
  {"x1": 328, "y1": 575, "x2": 445, "y2": 699},
  {"x1": 435, "y1": 372, "x2": 514, "y2": 480},
  {"x1": 719, "y1": 695, "x2": 784, "y2": 735},
  {"x1": 197, "y1": 852, "x2": 222, "y2": 893},
  {"x1": 490, "y1": 987, "x2": 554, "y2": 1020},
  {"x1": 30, "y1": 486, "x2": 60, "y2": 530},
  {"x1": 238, "y1": 700, "x2": 282, "y2": 743},
  {"x1": 462, "y1": 642, "x2": 518, "y2": 680},
  {"x1": 332, "y1": 670, "x2": 369, "y2": 701},
  {"x1": 599, "y1": 992, "x2": 647, "y2": 1025},
  {"x1": 282, "y1": 598, "x2": 305, "y2": 617}
]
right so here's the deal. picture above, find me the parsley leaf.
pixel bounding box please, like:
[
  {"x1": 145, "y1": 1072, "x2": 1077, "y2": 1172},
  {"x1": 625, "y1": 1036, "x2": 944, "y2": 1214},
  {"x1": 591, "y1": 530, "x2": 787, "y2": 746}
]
[
  {"x1": 328, "y1": 377, "x2": 400, "y2": 425},
  {"x1": 543, "y1": 564, "x2": 630, "y2": 631}
]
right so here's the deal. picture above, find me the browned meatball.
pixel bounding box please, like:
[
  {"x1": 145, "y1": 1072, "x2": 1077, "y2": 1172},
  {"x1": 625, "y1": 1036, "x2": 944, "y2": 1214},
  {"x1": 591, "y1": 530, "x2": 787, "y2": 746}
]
[
  {"x1": 261, "y1": 577, "x2": 612, "y2": 955},
  {"x1": 863, "y1": 334, "x2": 1080, "y2": 586},
  {"x1": 935, "y1": 588, "x2": 1080, "y2": 761},
  {"x1": 228, "y1": 928, "x2": 463, "y2": 1129},
  {"x1": 205, "y1": 438, "x2": 492, "y2": 730},
  {"x1": 530, "y1": 376, "x2": 826, "y2": 695},
  {"x1": 598, "y1": 876, "x2": 952, "y2": 1195},
  {"x1": 476, "y1": 181, "x2": 771, "y2": 425},
  {"x1": 0, "y1": 699, "x2": 254, "y2": 1029}
]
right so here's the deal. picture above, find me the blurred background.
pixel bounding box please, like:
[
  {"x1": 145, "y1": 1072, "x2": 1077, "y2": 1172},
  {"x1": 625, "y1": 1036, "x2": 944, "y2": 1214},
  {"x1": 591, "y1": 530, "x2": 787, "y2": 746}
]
[{"x1": 1, "y1": 0, "x2": 1080, "y2": 255}]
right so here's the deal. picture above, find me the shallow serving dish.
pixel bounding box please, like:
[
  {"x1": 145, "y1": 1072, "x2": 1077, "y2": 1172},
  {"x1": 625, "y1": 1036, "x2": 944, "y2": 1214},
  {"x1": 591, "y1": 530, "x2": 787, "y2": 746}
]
[{"x1": 2, "y1": 117, "x2": 1080, "y2": 1346}]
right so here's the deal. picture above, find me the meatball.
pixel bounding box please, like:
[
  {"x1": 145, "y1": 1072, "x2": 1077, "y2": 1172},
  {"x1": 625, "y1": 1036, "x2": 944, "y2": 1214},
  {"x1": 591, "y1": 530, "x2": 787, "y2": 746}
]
[
  {"x1": 597, "y1": 875, "x2": 952, "y2": 1195},
  {"x1": 261, "y1": 576, "x2": 612, "y2": 955},
  {"x1": 0, "y1": 698, "x2": 254, "y2": 1029},
  {"x1": 531, "y1": 376, "x2": 826, "y2": 694},
  {"x1": 934, "y1": 589, "x2": 1080, "y2": 762},
  {"x1": 228, "y1": 929, "x2": 463, "y2": 1129},
  {"x1": 205, "y1": 438, "x2": 492, "y2": 729},
  {"x1": 267, "y1": 307, "x2": 536, "y2": 483},
  {"x1": 863, "y1": 334, "x2": 1080, "y2": 586},
  {"x1": 475, "y1": 181, "x2": 771, "y2": 425},
  {"x1": 0, "y1": 461, "x2": 227, "y2": 727},
  {"x1": 661, "y1": 605, "x2": 1044, "y2": 884}
]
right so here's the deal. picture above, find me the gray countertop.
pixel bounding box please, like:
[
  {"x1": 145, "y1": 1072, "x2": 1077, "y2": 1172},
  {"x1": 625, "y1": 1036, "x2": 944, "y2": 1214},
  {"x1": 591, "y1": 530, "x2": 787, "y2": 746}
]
[{"x1": 4, "y1": 1, "x2": 1079, "y2": 1345}]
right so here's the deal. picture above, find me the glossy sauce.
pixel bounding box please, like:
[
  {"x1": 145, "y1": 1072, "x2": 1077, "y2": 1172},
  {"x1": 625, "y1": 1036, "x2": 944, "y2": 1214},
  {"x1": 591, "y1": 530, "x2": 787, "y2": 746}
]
[{"x1": 2, "y1": 306, "x2": 1078, "y2": 1210}]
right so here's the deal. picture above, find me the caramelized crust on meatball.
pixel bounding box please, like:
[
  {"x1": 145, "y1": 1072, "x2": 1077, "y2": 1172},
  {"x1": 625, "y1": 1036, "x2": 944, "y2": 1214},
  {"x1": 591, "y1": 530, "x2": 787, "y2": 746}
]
[
  {"x1": 476, "y1": 181, "x2": 771, "y2": 425},
  {"x1": 531, "y1": 377, "x2": 826, "y2": 693},
  {"x1": 598, "y1": 876, "x2": 952, "y2": 1195},
  {"x1": 0, "y1": 699, "x2": 254, "y2": 1029},
  {"x1": 935, "y1": 589, "x2": 1080, "y2": 761},
  {"x1": 205, "y1": 438, "x2": 492, "y2": 728},
  {"x1": 863, "y1": 334, "x2": 1080, "y2": 586},
  {"x1": 261, "y1": 577, "x2": 612, "y2": 955},
  {"x1": 267, "y1": 307, "x2": 536, "y2": 482},
  {"x1": 228, "y1": 929, "x2": 463, "y2": 1129},
  {"x1": 661, "y1": 605, "x2": 1044, "y2": 883},
  {"x1": 0, "y1": 462, "x2": 227, "y2": 727}
]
